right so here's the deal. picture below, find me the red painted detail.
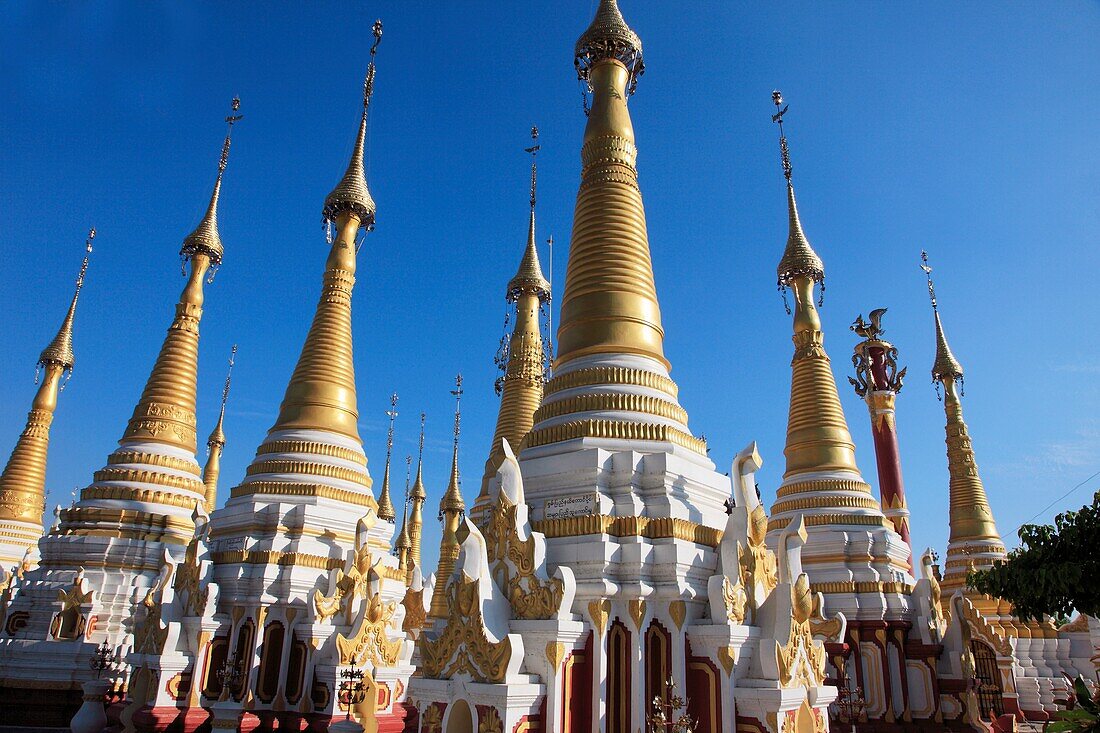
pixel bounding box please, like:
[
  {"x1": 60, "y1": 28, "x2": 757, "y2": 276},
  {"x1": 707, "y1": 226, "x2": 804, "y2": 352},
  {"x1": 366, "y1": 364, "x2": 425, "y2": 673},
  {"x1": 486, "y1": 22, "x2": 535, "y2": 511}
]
[
  {"x1": 684, "y1": 636, "x2": 721, "y2": 733},
  {"x1": 606, "y1": 620, "x2": 632, "y2": 733},
  {"x1": 129, "y1": 705, "x2": 206, "y2": 732},
  {"x1": 863, "y1": 344, "x2": 913, "y2": 571},
  {"x1": 734, "y1": 715, "x2": 767, "y2": 733},
  {"x1": 376, "y1": 701, "x2": 413, "y2": 733},
  {"x1": 644, "y1": 618, "x2": 673, "y2": 718},
  {"x1": 239, "y1": 710, "x2": 261, "y2": 733},
  {"x1": 563, "y1": 630, "x2": 593, "y2": 733}
]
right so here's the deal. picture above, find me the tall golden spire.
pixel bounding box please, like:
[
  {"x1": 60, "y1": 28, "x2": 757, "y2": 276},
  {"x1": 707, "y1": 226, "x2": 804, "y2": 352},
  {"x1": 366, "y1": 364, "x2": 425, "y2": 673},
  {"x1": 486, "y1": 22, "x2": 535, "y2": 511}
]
[
  {"x1": 377, "y1": 392, "x2": 398, "y2": 522},
  {"x1": 430, "y1": 376, "x2": 465, "y2": 619},
  {"x1": 121, "y1": 98, "x2": 242, "y2": 452},
  {"x1": 524, "y1": 1, "x2": 703, "y2": 457},
  {"x1": 395, "y1": 454, "x2": 412, "y2": 575},
  {"x1": 771, "y1": 92, "x2": 860, "y2": 480},
  {"x1": 473, "y1": 128, "x2": 551, "y2": 525},
  {"x1": 921, "y1": 251, "x2": 1004, "y2": 591},
  {"x1": 0, "y1": 230, "x2": 93, "y2": 545},
  {"x1": 408, "y1": 412, "x2": 427, "y2": 569},
  {"x1": 270, "y1": 20, "x2": 382, "y2": 439},
  {"x1": 555, "y1": 0, "x2": 662, "y2": 368},
  {"x1": 203, "y1": 344, "x2": 236, "y2": 512},
  {"x1": 763, "y1": 95, "x2": 910, "y2": 588}
]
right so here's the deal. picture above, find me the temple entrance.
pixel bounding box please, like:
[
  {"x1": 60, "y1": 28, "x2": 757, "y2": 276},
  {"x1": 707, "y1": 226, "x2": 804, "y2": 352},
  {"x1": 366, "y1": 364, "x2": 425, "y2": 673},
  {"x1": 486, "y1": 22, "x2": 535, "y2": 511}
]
[
  {"x1": 969, "y1": 640, "x2": 1004, "y2": 717},
  {"x1": 446, "y1": 699, "x2": 473, "y2": 733}
]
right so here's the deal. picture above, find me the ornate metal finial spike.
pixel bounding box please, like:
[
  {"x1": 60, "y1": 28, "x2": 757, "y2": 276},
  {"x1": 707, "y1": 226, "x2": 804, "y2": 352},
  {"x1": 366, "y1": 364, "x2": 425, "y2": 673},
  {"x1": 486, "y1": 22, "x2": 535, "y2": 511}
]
[
  {"x1": 405, "y1": 454, "x2": 412, "y2": 498},
  {"x1": 364, "y1": 20, "x2": 383, "y2": 108},
  {"x1": 385, "y1": 392, "x2": 399, "y2": 454},
  {"x1": 772, "y1": 90, "x2": 792, "y2": 183},
  {"x1": 206, "y1": 343, "x2": 236, "y2": 452},
  {"x1": 221, "y1": 344, "x2": 237, "y2": 408},
  {"x1": 220, "y1": 97, "x2": 244, "y2": 173},
  {"x1": 38, "y1": 228, "x2": 97, "y2": 376},
  {"x1": 450, "y1": 374, "x2": 464, "y2": 446},
  {"x1": 323, "y1": 21, "x2": 381, "y2": 228},
  {"x1": 923, "y1": 250, "x2": 965, "y2": 387},
  {"x1": 181, "y1": 98, "x2": 242, "y2": 265},
  {"x1": 920, "y1": 249, "x2": 937, "y2": 311},
  {"x1": 418, "y1": 411, "x2": 426, "y2": 461},
  {"x1": 525, "y1": 126, "x2": 540, "y2": 211}
]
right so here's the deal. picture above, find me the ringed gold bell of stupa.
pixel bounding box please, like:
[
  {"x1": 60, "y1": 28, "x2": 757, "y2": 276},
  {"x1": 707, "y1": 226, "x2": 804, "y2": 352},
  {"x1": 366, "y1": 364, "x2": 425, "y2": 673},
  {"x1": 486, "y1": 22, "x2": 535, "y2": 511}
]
[
  {"x1": 0, "y1": 230, "x2": 94, "y2": 570},
  {"x1": 921, "y1": 252, "x2": 1006, "y2": 594},
  {"x1": 471, "y1": 129, "x2": 552, "y2": 527},
  {"x1": 764, "y1": 94, "x2": 913, "y2": 625}
]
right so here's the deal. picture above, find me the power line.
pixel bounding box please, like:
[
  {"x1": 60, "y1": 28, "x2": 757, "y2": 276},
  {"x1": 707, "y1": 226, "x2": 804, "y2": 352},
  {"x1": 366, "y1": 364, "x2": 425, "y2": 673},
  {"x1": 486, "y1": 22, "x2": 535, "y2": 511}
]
[{"x1": 1003, "y1": 467, "x2": 1100, "y2": 540}]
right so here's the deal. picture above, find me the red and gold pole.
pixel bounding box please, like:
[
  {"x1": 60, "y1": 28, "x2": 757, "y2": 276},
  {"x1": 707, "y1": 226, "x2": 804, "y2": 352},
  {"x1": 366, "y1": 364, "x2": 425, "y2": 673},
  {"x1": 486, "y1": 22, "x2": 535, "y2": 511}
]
[{"x1": 849, "y1": 310, "x2": 913, "y2": 570}]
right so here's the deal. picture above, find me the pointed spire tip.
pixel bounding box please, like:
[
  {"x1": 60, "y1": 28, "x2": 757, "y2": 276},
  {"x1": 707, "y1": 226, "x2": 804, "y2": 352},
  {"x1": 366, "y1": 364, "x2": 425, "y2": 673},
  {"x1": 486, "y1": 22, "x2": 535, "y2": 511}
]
[
  {"x1": 38, "y1": 228, "x2": 96, "y2": 373},
  {"x1": 181, "y1": 98, "x2": 243, "y2": 265},
  {"x1": 323, "y1": 20, "x2": 383, "y2": 229}
]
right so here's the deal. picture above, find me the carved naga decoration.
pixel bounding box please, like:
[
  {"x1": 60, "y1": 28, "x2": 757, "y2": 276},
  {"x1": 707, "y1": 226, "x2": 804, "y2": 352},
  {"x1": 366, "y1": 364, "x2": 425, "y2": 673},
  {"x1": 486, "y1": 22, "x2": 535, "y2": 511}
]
[
  {"x1": 313, "y1": 510, "x2": 379, "y2": 623},
  {"x1": 482, "y1": 439, "x2": 574, "y2": 620},
  {"x1": 420, "y1": 518, "x2": 517, "y2": 683},
  {"x1": 709, "y1": 442, "x2": 779, "y2": 627},
  {"x1": 774, "y1": 516, "x2": 831, "y2": 689},
  {"x1": 132, "y1": 555, "x2": 174, "y2": 655}
]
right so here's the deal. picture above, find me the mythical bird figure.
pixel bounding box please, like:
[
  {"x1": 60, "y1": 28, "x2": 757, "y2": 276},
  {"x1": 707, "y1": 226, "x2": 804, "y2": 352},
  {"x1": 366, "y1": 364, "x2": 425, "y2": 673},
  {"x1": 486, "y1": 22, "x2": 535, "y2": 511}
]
[{"x1": 851, "y1": 307, "x2": 888, "y2": 340}]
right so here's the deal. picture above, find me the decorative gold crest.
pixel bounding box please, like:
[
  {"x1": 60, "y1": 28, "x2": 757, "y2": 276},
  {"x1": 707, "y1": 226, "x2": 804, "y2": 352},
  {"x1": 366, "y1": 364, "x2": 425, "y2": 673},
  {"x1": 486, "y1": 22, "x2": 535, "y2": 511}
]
[
  {"x1": 420, "y1": 574, "x2": 513, "y2": 683},
  {"x1": 588, "y1": 598, "x2": 611, "y2": 638},
  {"x1": 669, "y1": 600, "x2": 686, "y2": 630}
]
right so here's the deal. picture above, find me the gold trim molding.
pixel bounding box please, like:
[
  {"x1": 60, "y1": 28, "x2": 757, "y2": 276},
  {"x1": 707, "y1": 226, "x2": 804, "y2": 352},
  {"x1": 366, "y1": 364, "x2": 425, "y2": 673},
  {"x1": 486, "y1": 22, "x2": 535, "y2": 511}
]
[
  {"x1": 532, "y1": 514, "x2": 720, "y2": 547},
  {"x1": 230, "y1": 481, "x2": 378, "y2": 509},
  {"x1": 533, "y1": 392, "x2": 687, "y2": 426},
  {"x1": 524, "y1": 419, "x2": 706, "y2": 456},
  {"x1": 545, "y1": 366, "x2": 678, "y2": 399},
  {"x1": 255, "y1": 439, "x2": 367, "y2": 466}
]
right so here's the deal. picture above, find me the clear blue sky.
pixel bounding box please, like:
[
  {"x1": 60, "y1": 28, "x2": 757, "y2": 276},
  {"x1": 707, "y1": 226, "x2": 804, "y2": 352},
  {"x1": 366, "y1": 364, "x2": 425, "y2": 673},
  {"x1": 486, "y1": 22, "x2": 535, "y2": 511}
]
[{"x1": 2, "y1": 2, "x2": 1098, "y2": 577}]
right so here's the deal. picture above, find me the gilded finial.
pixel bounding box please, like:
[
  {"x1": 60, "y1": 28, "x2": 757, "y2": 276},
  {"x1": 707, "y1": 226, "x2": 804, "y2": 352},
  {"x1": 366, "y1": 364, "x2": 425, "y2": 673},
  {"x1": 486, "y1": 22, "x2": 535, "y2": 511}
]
[
  {"x1": 411, "y1": 411, "x2": 427, "y2": 500},
  {"x1": 772, "y1": 92, "x2": 825, "y2": 295},
  {"x1": 394, "y1": 453, "x2": 413, "y2": 563},
  {"x1": 575, "y1": 0, "x2": 644, "y2": 95},
  {"x1": 323, "y1": 19, "x2": 383, "y2": 229},
  {"x1": 181, "y1": 98, "x2": 242, "y2": 266},
  {"x1": 921, "y1": 250, "x2": 965, "y2": 387},
  {"x1": 377, "y1": 392, "x2": 398, "y2": 522},
  {"x1": 207, "y1": 344, "x2": 236, "y2": 450},
  {"x1": 439, "y1": 375, "x2": 465, "y2": 516},
  {"x1": 772, "y1": 91, "x2": 791, "y2": 183},
  {"x1": 508, "y1": 127, "x2": 552, "y2": 300},
  {"x1": 526, "y1": 126, "x2": 540, "y2": 210},
  {"x1": 38, "y1": 228, "x2": 95, "y2": 382},
  {"x1": 451, "y1": 375, "x2": 463, "y2": 447}
]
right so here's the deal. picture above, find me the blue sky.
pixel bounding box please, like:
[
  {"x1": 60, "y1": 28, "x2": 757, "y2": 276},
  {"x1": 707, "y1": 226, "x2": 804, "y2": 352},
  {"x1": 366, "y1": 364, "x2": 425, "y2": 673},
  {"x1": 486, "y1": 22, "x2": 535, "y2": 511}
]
[{"x1": 2, "y1": 2, "x2": 1098, "y2": 577}]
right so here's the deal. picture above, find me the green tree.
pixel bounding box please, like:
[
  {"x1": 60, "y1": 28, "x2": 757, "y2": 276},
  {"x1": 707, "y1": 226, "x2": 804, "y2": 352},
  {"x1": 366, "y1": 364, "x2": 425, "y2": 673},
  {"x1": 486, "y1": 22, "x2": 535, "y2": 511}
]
[
  {"x1": 1047, "y1": 677, "x2": 1100, "y2": 733},
  {"x1": 969, "y1": 490, "x2": 1100, "y2": 622}
]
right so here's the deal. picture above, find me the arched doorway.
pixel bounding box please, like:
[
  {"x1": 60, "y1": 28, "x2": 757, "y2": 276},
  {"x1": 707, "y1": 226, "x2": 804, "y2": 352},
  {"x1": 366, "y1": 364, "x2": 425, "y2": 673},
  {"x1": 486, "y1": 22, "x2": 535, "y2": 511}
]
[
  {"x1": 969, "y1": 640, "x2": 1004, "y2": 717},
  {"x1": 446, "y1": 698, "x2": 473, "y2": 733}
]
